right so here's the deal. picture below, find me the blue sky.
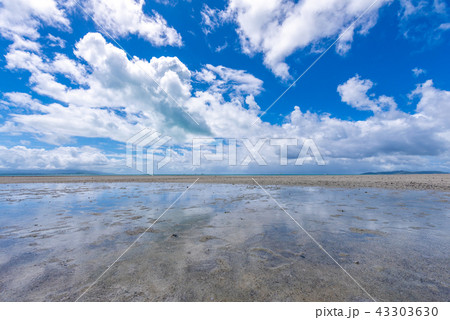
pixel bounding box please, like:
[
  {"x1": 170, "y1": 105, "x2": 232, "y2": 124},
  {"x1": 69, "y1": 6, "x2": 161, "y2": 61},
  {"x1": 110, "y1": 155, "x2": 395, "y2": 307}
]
[{"x1": 0, "y1": 0, "x2": 449, "y2": 174}]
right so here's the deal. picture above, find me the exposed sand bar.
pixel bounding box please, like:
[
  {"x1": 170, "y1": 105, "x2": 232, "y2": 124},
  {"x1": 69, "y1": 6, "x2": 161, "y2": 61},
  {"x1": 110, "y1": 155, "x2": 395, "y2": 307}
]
[{"x1": 0, "y1": 174, "x2": 449, "y2": 191}]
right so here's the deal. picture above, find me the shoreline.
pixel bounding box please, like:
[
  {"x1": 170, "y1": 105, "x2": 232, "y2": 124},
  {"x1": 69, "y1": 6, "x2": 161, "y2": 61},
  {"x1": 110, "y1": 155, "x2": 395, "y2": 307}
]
[{"x1": 0, "y1": 174, "x2": 449, "y2": 191}]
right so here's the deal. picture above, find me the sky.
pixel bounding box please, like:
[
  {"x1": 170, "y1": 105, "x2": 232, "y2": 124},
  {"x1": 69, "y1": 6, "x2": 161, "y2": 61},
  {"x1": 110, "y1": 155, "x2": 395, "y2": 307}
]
[{"x1": 0, "y1": 0, "x2": 449, "y2": 174}]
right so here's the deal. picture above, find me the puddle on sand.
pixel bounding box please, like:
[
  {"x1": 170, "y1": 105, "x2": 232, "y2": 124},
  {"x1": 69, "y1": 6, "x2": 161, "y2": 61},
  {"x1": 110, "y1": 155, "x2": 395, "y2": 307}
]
[{"x1": 0, "y1": 183, "x2": 449, "y2": 301}]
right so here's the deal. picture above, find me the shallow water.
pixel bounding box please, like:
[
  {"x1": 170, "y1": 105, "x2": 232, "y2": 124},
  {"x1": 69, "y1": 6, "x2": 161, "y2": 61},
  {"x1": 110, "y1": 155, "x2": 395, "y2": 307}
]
[{"x1": 0, "y1": 182, "x2": 449, "y2": 301}]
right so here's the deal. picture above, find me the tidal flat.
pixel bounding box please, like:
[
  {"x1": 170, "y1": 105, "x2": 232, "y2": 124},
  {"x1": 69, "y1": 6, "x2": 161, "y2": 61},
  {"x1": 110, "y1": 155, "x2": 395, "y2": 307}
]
[{"x1": 0, "y1": 182, "x2": 449, "y2": 301}]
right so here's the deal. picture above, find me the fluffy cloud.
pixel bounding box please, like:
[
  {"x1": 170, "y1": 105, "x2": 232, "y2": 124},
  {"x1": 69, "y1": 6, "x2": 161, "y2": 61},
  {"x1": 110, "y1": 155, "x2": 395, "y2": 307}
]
[
  {"x1": 195, "y1": 64, "x2": 263, "y2": 96},
  {"x1": 0, "y1": 145, "x2": 111, "y2": 170},
  {"x1": 84, "y1": 0, "x2": 182, "y2": 46},
  {"x1": 411, "y1": 80, "x2": 450, "y2": 124},
  {"x1": 2, "y1": 29, "x2": 450, "y2": 173},
  {"x1": 0, "y1": 0, "x2": 71, "y2": 56},
  {"x1": 0, "y1": 0, "x2": 182, "y2": 52},
  {"x1": 1, "y1": 93, "x2": 142, "y2": 144},
  {"x1": 337, "y1": 75, "x2": 397, "y2": 113},
  {"x1": 0, "y1": 0, "x2": 70, "y2": 41},
  {"x1": 5, "y1": 32, "x2": 209, "y2": 142},
  {"x1": 224, "y1": 0, "x2": 391, "y2": 78},
  {"x1": 2, "y1": 31, "x2": 266, "y2": 145},
  {"x1": 286, "y1": 77, "x2": 450, "y2": 162}
]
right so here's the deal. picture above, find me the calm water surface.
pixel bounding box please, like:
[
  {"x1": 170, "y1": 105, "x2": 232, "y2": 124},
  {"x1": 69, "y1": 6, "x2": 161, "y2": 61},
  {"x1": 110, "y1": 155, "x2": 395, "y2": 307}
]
[{"x1": 0, "y1": 182, "x2": 449, "y2": 301}]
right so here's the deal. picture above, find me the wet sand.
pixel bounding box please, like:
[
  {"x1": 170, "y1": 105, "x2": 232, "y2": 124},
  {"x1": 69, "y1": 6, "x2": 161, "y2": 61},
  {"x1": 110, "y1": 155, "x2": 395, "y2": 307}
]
[
  {"x1": 1, "y1": 174, "x2": 449, "y2": 191},
  {"x1": 0, "y1": 182, "x2": 449, "y2": 301}
]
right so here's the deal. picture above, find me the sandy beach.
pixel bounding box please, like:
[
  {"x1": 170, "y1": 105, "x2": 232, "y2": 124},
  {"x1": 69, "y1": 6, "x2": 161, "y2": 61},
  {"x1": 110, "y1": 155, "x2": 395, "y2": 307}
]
[{"x1": 1, "y1": 174, "x2": 449, "y2": 191}]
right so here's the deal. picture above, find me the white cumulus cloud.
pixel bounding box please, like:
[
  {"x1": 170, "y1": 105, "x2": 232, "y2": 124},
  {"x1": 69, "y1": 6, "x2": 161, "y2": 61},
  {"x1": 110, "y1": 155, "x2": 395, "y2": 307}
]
[
  {"x1": 224, "y1": 0, "x2": 391, "y2": 79},
  {"x1": 5, "y1": 32, "x2": 208, "y2": 142},
  {"x1": 0, "y1": 145, "x2": 110, "y2": 170},
  {"x1": 0, "y1": 0, "x2": 70, "y2": 40},
  {"x1": 337, "y1": 75, "x2": 397, "y2": 114},
  {"x1": 84, "y1": 0, "x2": 182, "y2": 47}
]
